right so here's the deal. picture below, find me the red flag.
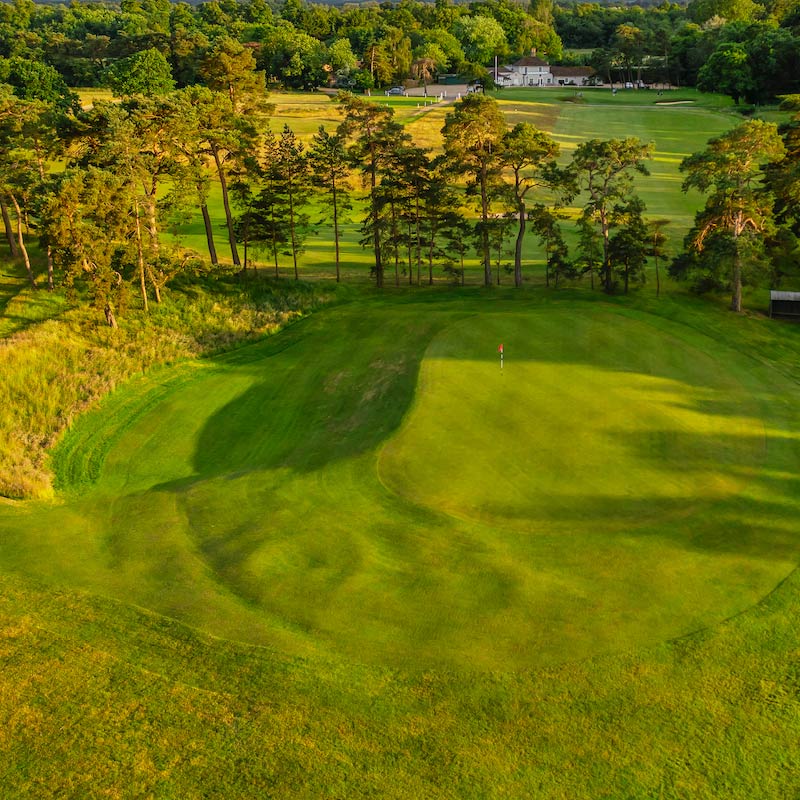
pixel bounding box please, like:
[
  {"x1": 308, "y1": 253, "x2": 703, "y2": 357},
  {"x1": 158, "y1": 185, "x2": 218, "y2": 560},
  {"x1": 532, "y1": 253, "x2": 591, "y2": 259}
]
[{"x1": 498, "y1": 343, "x2": 504, "y2": 353}]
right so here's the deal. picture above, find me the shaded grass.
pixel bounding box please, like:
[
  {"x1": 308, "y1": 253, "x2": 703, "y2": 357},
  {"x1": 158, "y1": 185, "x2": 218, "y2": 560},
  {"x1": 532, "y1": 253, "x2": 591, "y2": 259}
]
[
  {"x1": 1, "y1": 292, "x2": 796, "y2": 673},
  {"x1": 0, "y1": 274, "x2": 337, "y2": 499},
  {"x1": 0, "y1": 253, "x2": 65, "y2": 338},
  {"x1": 0, "y1": 289, "x2": 799, "y2": 797}
]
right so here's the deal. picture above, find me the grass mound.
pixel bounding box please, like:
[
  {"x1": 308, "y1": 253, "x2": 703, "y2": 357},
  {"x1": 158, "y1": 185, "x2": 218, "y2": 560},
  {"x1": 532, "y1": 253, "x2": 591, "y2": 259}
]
[
  {"x1": 1, "y1": 290, "x2": 799, "y2": 796},
  {"x1": 0, "y1": 273, "x2": 337, "y2": 499},
  {"x1": 3, "y1": 292, "x2": 798, "y2": 673}
]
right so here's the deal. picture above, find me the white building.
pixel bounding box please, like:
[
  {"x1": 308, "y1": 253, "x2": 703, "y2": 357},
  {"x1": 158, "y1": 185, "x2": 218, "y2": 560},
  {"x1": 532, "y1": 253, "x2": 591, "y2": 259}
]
[
  {"x1": 496, "y1": 54, "x2": 595, "y2": 88},
  {"x1": 503, "y1": 55, "x2": 553, "y2": 87}
]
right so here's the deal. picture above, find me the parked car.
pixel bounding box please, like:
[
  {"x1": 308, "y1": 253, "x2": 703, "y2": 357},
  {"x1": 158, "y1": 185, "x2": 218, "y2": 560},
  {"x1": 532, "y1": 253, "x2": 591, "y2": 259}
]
[{"x1": 386, "y1": 86, "x2": 404, "y2": 95}]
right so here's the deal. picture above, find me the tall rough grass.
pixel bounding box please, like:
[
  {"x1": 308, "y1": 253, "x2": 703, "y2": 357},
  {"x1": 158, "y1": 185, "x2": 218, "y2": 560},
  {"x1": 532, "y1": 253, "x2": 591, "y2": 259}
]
[{"x1": 0, "y1": 274, "x2": 336, "y2": 499}]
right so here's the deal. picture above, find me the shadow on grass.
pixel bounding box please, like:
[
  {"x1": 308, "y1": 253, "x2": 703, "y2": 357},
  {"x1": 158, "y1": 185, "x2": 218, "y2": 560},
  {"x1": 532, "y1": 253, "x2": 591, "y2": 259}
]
[{"x1": 175, "y1": 297, "x2": 800, "y2": 567}]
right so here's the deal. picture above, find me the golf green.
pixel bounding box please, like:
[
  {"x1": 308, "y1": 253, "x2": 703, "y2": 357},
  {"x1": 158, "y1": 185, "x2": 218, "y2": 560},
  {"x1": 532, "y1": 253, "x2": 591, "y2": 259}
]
[
  {"x1": 380, "y1": 309, "x2": 763, "y2": 531},
  {"x1": 3, "y1": 295, "x2": 799, "y2": 672}
]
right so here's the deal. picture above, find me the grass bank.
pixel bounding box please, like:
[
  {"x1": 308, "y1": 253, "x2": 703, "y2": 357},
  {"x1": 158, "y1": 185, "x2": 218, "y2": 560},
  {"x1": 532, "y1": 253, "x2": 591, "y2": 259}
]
[
  {"x1": 0, "y1": 287, "x2": 798, "y2": 797},
  {"x1": 0, "y1": 268, "x2": 339, "y2": 498}
]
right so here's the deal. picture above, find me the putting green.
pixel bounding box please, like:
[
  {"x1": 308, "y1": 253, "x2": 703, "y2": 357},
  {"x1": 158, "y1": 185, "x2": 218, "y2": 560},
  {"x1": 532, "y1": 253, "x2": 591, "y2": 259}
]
[
  {"x1": 379, "y1": 310, "x2": 764, "y2": 531},
  {"x1": 3, "y1": 297, "x2": 799, "y2": 671}
]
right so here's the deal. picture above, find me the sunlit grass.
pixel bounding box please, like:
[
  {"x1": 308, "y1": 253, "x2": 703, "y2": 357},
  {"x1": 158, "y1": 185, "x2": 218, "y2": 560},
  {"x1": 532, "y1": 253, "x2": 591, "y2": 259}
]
[
  {"x1": 2, "y1": 84, "x2": 799, "y2": 795},
  {"x1": 1, "y1": 290, "x2": 800, "y2": 796}
]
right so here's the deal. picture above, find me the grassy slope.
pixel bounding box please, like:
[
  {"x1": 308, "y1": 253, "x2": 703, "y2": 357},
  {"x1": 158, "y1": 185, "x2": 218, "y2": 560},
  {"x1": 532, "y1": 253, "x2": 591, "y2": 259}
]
[
  {"x1": 0, "y1": 255, "x2": 66, "y2": 338},
  {"x1": 1, "y1": 289, "x2": 800, "y2": 797},
  {"x1": 0, "y1": 269, "x2": 337, "y2": 498},
  {"x1": 3, "y1": 89, "x2": 797, "y2": 797}
]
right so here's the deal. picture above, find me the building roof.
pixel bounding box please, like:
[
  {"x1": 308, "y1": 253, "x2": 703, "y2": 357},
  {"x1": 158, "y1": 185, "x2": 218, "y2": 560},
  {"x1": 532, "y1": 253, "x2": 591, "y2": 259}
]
[
  {"x1": 770, "y1": 290, "x2": 800, "y2": 301},
  {"x1": 513, "y1": 56, "x2": 550, "y2": 68},
  {"x1": 550, "y1": 66, "x2": 595, "y2": 77}
]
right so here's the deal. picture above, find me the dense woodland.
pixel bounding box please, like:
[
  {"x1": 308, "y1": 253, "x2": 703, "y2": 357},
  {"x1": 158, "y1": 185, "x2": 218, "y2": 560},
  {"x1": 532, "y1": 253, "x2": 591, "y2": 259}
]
[
  {"x1": 1, "y1": 0, "x2": 800, "y2": 97},
  {"x1": 0, "y1": 0, "x2": 799, "y2": 325}
]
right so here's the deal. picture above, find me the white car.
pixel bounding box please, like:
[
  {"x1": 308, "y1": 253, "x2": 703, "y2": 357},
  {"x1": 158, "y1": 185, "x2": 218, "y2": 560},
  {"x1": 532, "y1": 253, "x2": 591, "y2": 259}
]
[{"x1": 386, "y1": 87, "x2": 405, "y2": 96}]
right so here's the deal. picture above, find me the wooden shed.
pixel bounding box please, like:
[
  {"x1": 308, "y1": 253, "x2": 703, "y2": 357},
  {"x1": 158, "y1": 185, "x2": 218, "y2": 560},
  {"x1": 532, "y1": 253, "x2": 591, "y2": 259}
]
[{"x1": 770, "y1": 291, "x2": 800, "y2": 318}]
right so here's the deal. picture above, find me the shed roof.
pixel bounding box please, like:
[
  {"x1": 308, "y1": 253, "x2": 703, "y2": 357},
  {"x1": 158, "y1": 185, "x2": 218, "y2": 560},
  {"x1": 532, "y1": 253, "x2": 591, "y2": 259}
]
[
  {"x1": 550, "y1": 66, "x2": 595, "y2": 77},
  {"x1": 770, "y1": 291, "x2": 800, "y2": 301}
]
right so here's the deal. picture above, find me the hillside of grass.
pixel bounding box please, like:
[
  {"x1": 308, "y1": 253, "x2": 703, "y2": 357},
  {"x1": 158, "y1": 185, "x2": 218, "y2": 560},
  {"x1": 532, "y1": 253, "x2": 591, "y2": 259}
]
[
  {"x1": 2, "y1": 87, "x2": 798, "y2": 798},
  {"x1": 1, "y1": 288, "x2": 799, "y2": 798},
  {"x1": 0, "y1": 264, "x2": 338, "y2": 498}
]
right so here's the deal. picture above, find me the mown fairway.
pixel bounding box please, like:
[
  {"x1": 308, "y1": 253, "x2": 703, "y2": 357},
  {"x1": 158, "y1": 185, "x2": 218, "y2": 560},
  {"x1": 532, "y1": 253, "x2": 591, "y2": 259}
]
[
  {"x1": 2, "y1": 292, "x2": 798, "y2": 674},
  {"x1": 2, "y1": 288, "x2": 800, "y2": 797}
]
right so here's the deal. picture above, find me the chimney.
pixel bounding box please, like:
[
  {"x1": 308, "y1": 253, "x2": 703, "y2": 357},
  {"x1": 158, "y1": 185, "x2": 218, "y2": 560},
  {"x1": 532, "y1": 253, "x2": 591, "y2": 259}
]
[{"x1": 531, "y1": 48, "x2": 537, "y2": 57}]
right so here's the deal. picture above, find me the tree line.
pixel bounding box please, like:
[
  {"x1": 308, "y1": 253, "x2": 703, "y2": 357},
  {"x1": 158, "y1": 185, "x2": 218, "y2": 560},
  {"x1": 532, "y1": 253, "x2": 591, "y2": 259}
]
[
  {"x1": 555, "y1": 0, "x2": 800, "y2": 103},
  {"x1": 2, "y1": 0, "x2": 798, "y2": 106},
  {"x1": 0, "y1": 0, "x2": 563, "y2": 94},
  {"x1": 3, "y1": 49, "x2": 798, "y2": 324}
]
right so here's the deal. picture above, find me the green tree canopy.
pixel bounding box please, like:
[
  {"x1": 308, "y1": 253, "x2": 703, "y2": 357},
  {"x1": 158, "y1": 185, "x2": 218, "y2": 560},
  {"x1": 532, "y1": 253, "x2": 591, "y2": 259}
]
[
  {"x1": 679, "y1": 119, "x2": 785, "y2": 311},
  {"x1": 455, "y1": 15, "x2": 508, "y2": 64},
  {"x1": 105, "y1": 48, "x2": 175, "y2": 98},
  {"x1": 697, "y1": 41, "x2": 755, "y2": 104},
  {"x1": 442, "y1": 93, "x2": 507, "y2": 286}
]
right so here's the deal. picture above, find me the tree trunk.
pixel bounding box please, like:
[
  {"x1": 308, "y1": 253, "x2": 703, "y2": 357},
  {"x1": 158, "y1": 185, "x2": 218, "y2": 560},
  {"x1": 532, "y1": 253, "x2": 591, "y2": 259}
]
[
  {"x1": 200, "y1": 201, "x2": 219, "y2": 266},
  {"x1": 134, "y1": 198, "x2": 148, "y2": 312},
  {"x1": 288, "y1": 179, "x2": 298, "y2": 281},
  {"x1": 145, "y1": 181, "x2": 160, "y2": 256},
  {"x1": 514, "y1": 198, "x2": 525, "y2": 288},
  {"x1": 271, "y1": 204, "x2": 279, "y2": 278},
  {"x1": 332, "y1": 180, "x2": 340, "y2": 282},
  {"x1": 369, "y1": 144, "x2": 383, "y2": 288},
  {"x1": 480, "y1": 165, "x2": 491, "y2": 287},
  {"x1": 600, "y1": 211, "x2": 612, "y2": 293},
  {"x1": 197, "y1": 185, "x2": 219, "y2": 267},
  {"x1": 731, "y1": 241, "x2": 743, "y2": 312},
  {"x1": 144, "y1": 187, "x2": 161, "y2": 302},
  {"x1": 414, "y1": 193, "x2": 423, "y2": 284},
  {"x1": 9, "y1": 194, "x2": 35, "y2": 289},
  {"x1": 45, "y1": 245, "x2": 54, "y2": 291},
  {"x1": 104, "y1": 302, "x2": 118, "y2": 328},
  {"x1": 545, "y1": 249, "x2": 550, "y2": 288},
  {"x1": 34, "y1": 154, "x2": 55, "y2": 290},
  {"x1": 406, "y1": 222, "x2": 414, "y2": 285},
  {"x1": 211, "y1": 145, "x2": 241, "y2": 267},
  {"x1": 147, "y1": 269, "x2": 162, "y2": 304},
  {"x1": 390, "y1": 199, "x2": 400, "y2": 287},
  {"x1": 0, "y1": 197, "x2": 19, "y2": 257},
  {"x1": 655, "y1": 251, "x2": 660, "y2": 298}
]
